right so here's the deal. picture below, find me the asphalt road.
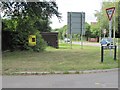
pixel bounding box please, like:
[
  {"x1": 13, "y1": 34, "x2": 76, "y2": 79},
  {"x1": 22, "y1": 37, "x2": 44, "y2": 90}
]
[{"x1": 2, "y1": 71, "x2": 118, "y2": 88}]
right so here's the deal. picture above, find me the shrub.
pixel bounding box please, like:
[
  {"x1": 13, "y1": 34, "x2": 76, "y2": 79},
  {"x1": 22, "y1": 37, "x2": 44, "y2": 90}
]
[{"x1": 32, "y1": 33, "x2": 46, "y2": 52}]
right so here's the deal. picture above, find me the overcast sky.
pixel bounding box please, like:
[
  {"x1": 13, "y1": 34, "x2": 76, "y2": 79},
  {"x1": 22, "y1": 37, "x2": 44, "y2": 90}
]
[{"x1": 50, "y1": 0, "x2": 103, "y2": 29}]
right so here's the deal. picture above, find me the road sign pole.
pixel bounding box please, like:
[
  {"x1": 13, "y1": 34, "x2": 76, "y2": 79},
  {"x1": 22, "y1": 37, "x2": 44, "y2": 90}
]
[
  {"x1": 109, "y1": 19, "x2": 112, "y2": 39},
  {"x1": 81, "y1": 13, "x2": 83, "y2": 49},
  {"x1": 104, "y1": 7, "x2": 117, "y2": 61},
  {"x1": 109, "y1": 19, "x2": 112, "y2": 56},
  {"x1": 106, "y1": 7, "x2": 115, "y2": 39},
  {"x1": 70, "y1": 34, "x2": 72, "y2": 49},
  {"x1": 70, "y1": 12, "x2": 72, "y2": 49},
  {"x1": 81, "y1": 34, "x2": 83, "y2": 49},
  {"x1": 113, "y1": 8, "x2": 116, "y2": 46}
]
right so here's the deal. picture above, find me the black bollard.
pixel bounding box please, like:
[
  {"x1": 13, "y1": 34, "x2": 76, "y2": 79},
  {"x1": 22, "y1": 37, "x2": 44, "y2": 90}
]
[
  {"x1": 101, "y1": 46, "x2": 104, "y2": 63},
  {"x1": 114, "y1": 45, "x2": 117, "y2": 60}
]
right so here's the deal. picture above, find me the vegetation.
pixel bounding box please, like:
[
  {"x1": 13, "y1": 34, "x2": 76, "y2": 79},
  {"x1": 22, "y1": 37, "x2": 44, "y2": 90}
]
[
  {"x1": 2, "y1": 1, "x2": 61, "y2": 52},
  {"x1": 84, "y1": 22, "x2": 91, "y2": 38},
  {"x1": 53, "y1": 25, "x2": 67, "y2": 40},
  {"x1": 53, "y1": 22, "x2": 91, "y2": 41},
  {"x1": 94, "y1": 1, "x2": 119, "y2": 37},
  {"x1": 89, "y1": 23, "x2": 100, "y2": 38},
  {"x1": 1, "y1": 1, "x2": 119, "y2": 75},
  {"x1": 53, "y1": 0, "x2": 120, "y2": 40},
  {"x1": 2, "y1": 43, "x2": 118, "y2": 75},
  {"x1": 118, "y1": 1, "x2": 120, "y2": 37}
]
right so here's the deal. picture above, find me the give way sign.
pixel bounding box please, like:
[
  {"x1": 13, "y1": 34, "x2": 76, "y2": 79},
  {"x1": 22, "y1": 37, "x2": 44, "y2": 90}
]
[{"x1": 106, "y1": 7, "x2": 115, "y2": 21}]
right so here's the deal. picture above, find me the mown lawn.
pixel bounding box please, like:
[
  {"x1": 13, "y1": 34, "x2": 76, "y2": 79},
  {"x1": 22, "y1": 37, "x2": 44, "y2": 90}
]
[{"x1": 2, "y1": 43, "x2": 118, "y2": 75}]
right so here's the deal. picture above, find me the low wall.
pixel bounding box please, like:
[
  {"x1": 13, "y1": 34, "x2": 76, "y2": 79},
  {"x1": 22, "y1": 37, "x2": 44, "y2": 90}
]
[{"x1": 88, "y1": 38, "x2": 98, "y2": 42}]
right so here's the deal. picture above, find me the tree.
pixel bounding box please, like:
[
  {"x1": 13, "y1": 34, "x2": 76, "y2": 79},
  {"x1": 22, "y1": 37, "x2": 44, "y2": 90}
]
[
  {"x1": 118, "y1": 1, "x2": 120, "y2": 38},
  {"x1": 94, "y1": 1, "x2": 119, "y2": 38},
  {"x1": 53, "y1": 25, "x2": 67, "y2": 40},
  {"x1": 90, "y1": 23, "x2": 100, "y2": 38},
  {"x1": 85, "y1": 22, "x2": 91, "y2": 38},
  {"x1": 1, "y1": 0, "x2": 61, "y2": 51},
  {"x1": 53, "y1": 23, "x2": 91, "y2": 41},
  {"x1": 2, "y1": 1, "x2": 61, "y2": 32}
]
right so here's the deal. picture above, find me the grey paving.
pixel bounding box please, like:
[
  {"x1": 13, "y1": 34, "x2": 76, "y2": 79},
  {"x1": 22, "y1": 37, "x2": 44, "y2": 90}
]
[{"x1": 2, "y1": 71, "x2": 118, "y2": 88}]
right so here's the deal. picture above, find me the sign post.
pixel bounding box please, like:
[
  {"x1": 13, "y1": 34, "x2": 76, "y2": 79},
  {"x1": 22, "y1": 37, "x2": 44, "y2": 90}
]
[
  {"x1": 81, "y1": 12, "x2": 85, "y2": 49},
  {"x1": 106, "y1": 7, "x2": 115, "y2": 55},
  {"x1": 106, "y1": 7, "x2": 115, "y2": 39},
  {"x1": 67, "y1": 12, "x2": 85, "y2": 49},
  {"x1": 101, "y1": 7, "x2": 116, "y2": 63},
  {"x1": 69, "y1": 12, "x2": 72, "y2": 49}
]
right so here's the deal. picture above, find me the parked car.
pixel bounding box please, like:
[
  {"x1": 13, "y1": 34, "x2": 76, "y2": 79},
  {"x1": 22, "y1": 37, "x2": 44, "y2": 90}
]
[
  {"x1": 100, "y1": 38, "x2": 113, "y2": 46},
  {"x1": 64, "y1": 38, "x2": 70, "y2": 42}
]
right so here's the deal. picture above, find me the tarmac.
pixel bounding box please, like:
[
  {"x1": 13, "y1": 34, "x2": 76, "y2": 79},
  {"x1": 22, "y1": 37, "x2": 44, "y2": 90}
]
[{"x1": 2, "y1": 70, "x2": 118, "y2": 88}]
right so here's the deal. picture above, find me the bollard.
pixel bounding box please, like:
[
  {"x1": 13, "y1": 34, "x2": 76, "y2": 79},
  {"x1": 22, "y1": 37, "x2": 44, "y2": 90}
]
[
  {"x1": 101, "y1": 46, "x2": 104, "y2": 63},
  {"x1": 114, "y1": 45, "x2": 117, "y2": 60}
]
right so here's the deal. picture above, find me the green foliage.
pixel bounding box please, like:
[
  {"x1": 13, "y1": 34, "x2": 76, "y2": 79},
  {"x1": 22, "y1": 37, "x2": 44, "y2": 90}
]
[
  {"x1": 32, "y1": 33, "x2": 46, "y2": 52},
  {"x1": 94, "y1": 1, "x2": 119, "y2": 37},
  {"x1": 2, "y1": 1, "x2": 61, "y2": 52},
  {"x1": 85, "y1": 22, "x2": 91, "y2": 37},
  {"x1": 54, "y1": 23, "x2": 92, "y2": 40},
  {"x1": 53, "y1": 25, "x2": 67, "y2": 40},
  {"x1": 2, "y1": 1, "x2": 61, "y2": 32},
  {"x1": 90, "y1": 23, "x2": 100, "y2": 38},
  {"x1": 2, "y1": 19, "x2": 18, "y2": 31},
  {"x1": 10, "y1": 17, "x2": 46, "y2": 52},
  {"x1": 85, "y1": 22, "x2": 99, "y2": 38},
  {"x1": 118, "y1": 1, "x2": 120, "y2": 36}
]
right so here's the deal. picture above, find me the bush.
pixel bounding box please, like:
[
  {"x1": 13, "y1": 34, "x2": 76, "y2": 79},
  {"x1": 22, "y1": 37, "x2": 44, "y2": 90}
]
[
  {"x1": 21, "y1": 32, "x2": 47, "y2": 52},
  {"x1": 32, "y1": 33, "x2": 46, "y2": 52},
  {"x1": 2, "y1": 18, "x2": 47, "y2": 52},
  {"x1": 2, "y1": 31, "x2": 46, "y2": 52}
]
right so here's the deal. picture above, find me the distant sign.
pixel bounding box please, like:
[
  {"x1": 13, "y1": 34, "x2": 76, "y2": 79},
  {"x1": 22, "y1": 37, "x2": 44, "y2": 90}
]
[
  {"x1": 103, "y1": 29, "x2": 106, "y2": 34},
  {"x1": 67, "y1": 12, "x2": 85, "y2": 35},
  {"x1": 106, "y1": 7, "x2": 115, "y2": 21}
]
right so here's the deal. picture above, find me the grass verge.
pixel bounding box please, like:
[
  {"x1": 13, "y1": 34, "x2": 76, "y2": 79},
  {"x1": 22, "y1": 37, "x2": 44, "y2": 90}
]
[{"x1": 2, "y1": 43, "x2": 118, "y2": 75}]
